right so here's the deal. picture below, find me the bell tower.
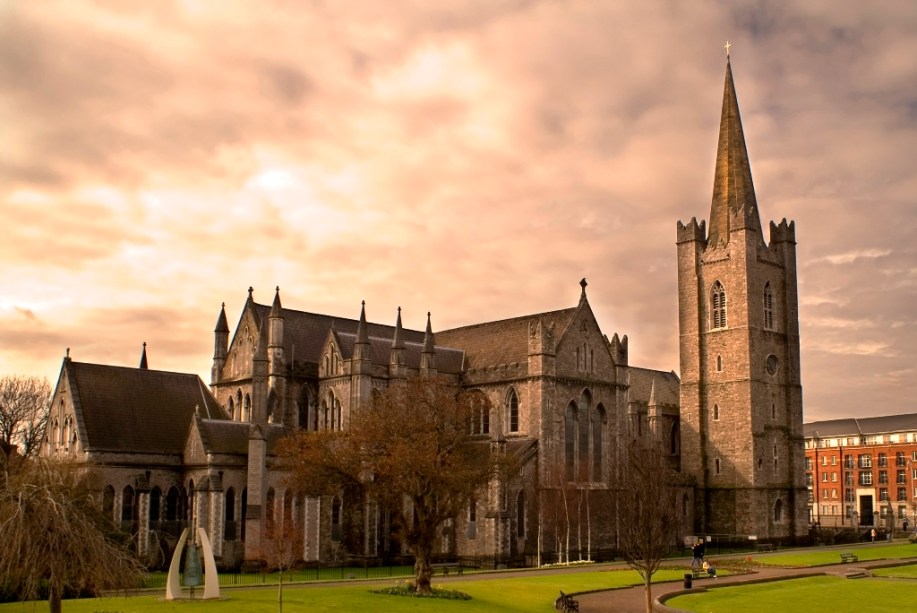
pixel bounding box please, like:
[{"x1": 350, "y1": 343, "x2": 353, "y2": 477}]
[{"x1": 677, "y1": 54, "x2": 807, "y2": 541}]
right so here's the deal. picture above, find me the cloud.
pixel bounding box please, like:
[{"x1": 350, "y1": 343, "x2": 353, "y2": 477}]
[{"x1": 1, "y1": 1, "x2": 916, "y2": 422}]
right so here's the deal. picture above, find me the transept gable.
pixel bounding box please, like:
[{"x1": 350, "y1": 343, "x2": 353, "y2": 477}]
[{"x1": 553, "y1": 294, "x2": 617, "y2": 380}]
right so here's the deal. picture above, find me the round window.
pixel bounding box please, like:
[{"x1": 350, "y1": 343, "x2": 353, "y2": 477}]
[{"x1": 766, "y1": 355, "x2": 778, "y2": 376}]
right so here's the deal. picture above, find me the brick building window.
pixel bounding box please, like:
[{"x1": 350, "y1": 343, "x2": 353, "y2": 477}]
[
  {"x1": 879, "y1": 471, "x2": 888, "y2": 484},
  {"x1": 763, "y1": 283, "x2": 774, "y2": 330},
  {"x1": 711, "y1": 282, "x2": 727, "y2": 329},
  {"x1": 845, "y1": 472, "x2": 853, "y2": 486},
  {"x1": 805, "y1": 457, "x2": 812, "y2": 471},
  {"x1": 859, "y1": 472, "x2": 873, "y2": 486},
  {"x1": 898, "y1": 470, "x2": 907, "y2": 485},
  {"x1": 844, "y1": 455, "x2": 854, "y2": 469},
  {"x1": 859, "y1": 454, "x2": 872, "y2": 468},
  {"x1": 880, "y1": 488, "x2": 889, "y2": 502},
  {"x1": 832, "y1": 473, "x2": 838, "y2": 482},
  {"x1": 898, "y1": 488, "x2": 907, "y2": 501},
  {"x1": 821, "y1": 473, "x2": 828, "y2": 483},
  {"x1": 806, "y1": 474, "x2": 813, "y2": 486},
  {"x1": 896, "y1": 452, "x2": 906, "y2": 467},
  {"x1": 878, "y1": 453, "x2": 887, "y2": 467}
]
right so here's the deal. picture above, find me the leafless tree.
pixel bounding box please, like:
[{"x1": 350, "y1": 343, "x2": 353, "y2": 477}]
[
  {"x1": 0, "y1": 460, "x2": 145, "y2": 613},
  {"x1": 616, "y1": 440, "x2": 683, "y2": 613},
  {"x1": 0, "y1": 375, "x2": 51, "y2": 483},
  {"x1": 257, "y1": 502, "x2": 304, "y2": 613},
  {"x1": 278, "y1": 377, "x2": 504, "y2": 594}
]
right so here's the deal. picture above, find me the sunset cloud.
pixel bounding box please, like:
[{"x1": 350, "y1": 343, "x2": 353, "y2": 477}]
[{"x1": 1, "y1": 1, "x2": 916, "y2": 422}]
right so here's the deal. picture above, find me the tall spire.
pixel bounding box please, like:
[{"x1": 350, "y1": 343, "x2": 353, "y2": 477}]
[
  {"x1": 139, "y1": 342, "x2": 148, "y2": 369},
  {"x1": 214, "y1": 302, "x2": 229, "y2": 333},
  {"x1": 707, "y1": 55, "x2": 762, "y2": 248},
  {"x1": 270, "y1": 286, "x2": 282, "y2": 317},
  {"x1": 422, "y1": 312, "x2": 435, "y2": 354}
]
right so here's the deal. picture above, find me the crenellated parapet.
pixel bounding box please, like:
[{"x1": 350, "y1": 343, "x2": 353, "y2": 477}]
[
  {"x1": 769, "y1": 218, "x2": 796, "y2": 244},
  {"x1": 609, "y1": 333, "x2": 628, "y2": 366},
  {"x1": 676, "y1": 217, "x2": 707, "y2": 244}
]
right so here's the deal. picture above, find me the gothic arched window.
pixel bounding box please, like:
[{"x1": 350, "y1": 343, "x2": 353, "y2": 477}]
[
  {"x1": 149, "y1": 486, "x2": 162, "y2": 523},
  {"x1": 774, "y1": 498, "x2": 784, "y2": 523},
  {"x1": 713, "y1": 403, "x2": 720, "y2": 421},
  {"x1": 564, "y1": 402, "x2": 577, "y2": 481},
  {"x1": 593, "y1": 404, "x2": 606, "y2": 481},
  {"x1": 764, "y1": 282, "x2": 774, "y2": 330},
  {"x1": 265, "y1": 488, "x2": 276, "y2": 538},
  {"x1": 507, "y1": 388, "x2": 519, "y2": 433},
  {"x1": 711, "y1": 281, "x2": 727, "y2": 329},
  {"x1": 578, "y1": 391, "x2": 591, "y2": 479},
  {"x1": 331, "y1": 496, "x2": 342, "y2": 541}
]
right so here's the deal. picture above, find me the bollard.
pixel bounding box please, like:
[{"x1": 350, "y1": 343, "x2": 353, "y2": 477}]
[{"x1": 683, "y1": 572, "x2": 693, "y2": 589}]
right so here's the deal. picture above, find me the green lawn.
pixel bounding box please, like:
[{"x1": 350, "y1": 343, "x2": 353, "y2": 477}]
[
  {"x1": 871, "y1": 563, "x2": 917, "y2": 579},
  {"x1": 0, "y1": 567, "x2": 686, "y2": 613},
  {"x1": 668, "y1": 575, "x2": 915, "y2": 613},
  {"x1": 747, "y1": 542, "x2": 917, "y2": 567}
]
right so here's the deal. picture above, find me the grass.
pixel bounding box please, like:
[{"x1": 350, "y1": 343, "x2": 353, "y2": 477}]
[
  {"x1": 744, "y1": 541, "x2": 917, "y2": 567},
  {"x1": 0, "y1": 567, "x2": 690, "y2": 613},
  {"x1": 871, "y1": 563, "x2": 917, "y2": 578},
  {"x1": 668, "y1": 575, "x2": 916, "y2": 613}
]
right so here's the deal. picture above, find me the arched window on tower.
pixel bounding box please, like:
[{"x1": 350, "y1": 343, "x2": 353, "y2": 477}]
[
  {"x1": 236, "y1": 389, "x2": 243, "y2": 421},
  {"x1": 243, "y1": 393, "x2": 251, "y2": 422},
  {"x1": 774, "y1": 498, "x2": 784, "y2": 523},
  {"x1": 564, "y1": 402, "x2": 577, "y2": 481},
  {"x1": 716, "y1": 355, "x2": 723, "y2": 372},
  {"x1": 507, "y1": 388, "x2": 519, "y2": 433},
  {"x1": 711, "y1": 281, "x2": 727, "y2": 329},
  {"x1": 228, "y1": 396, "x2": 235, "y2": 421},
  {"x1": 763, "y1": 282, "x2": 774, "y2": 330},
  {"x1": 713, "y1": 403, "x2": 720, "y2": 421}
]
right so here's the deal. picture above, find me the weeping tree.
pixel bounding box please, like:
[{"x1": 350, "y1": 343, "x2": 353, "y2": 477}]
[
  {"x1": 617, "y1": 440, "x2": 683, "y2": 613},
  {"x1": 0, "y1": 460, "x2": 145, "y2": 612},
  {"x1": 279, "y1": 377, "x2": 504, "y2": 594}
]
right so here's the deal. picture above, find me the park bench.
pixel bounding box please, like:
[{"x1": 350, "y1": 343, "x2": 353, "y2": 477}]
[
  {"x1": 555, "y1": 591, "x2": 579, "y2": 612},
  {"x1": 840, "y1": 552, "x2": 858, "y2": 563},
  {"x1": 755, "y1": 542, "x2": 777, "y2": 552},
  {"x1": 431, "y1": 562, "x2": 463, "y2": 576}
]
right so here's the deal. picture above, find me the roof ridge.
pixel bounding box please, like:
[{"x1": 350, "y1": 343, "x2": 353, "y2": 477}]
[{"x1": 438, "y1": 306, "x2": 578, "y2": 335}]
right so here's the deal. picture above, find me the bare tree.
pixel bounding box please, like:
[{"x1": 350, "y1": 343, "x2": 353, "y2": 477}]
[
  {"x1": 0, "y1": 375, "x2": 51, "y2": 482},
  {"x1": 257, "y1": 501, "x2": 305, "y2": 613},
  {"x1": 278, "y1": 377, "x2": 503, "y2": 594},
  {"x1": 616, "y1": 440, "x2": 683, "y2": 613},
  {"x1": 0, "y1": 460, "x2": 145, "y2": 613}
]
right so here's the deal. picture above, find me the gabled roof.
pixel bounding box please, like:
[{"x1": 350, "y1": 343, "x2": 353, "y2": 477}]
[
  {"x1": 436, "y1": 307, "x2": 578, "y2": 370},
  {"x1": 707, "y1": 57, "x2": 762, "y2": 248},
  {"x1": 250, "y1": 303, "x2": 426, "y2": 364},
  {"x1": 65, "y1": 359, "x2": 225, "y2": 454},
  {"x1": 804, "y1": 413, "x2": 917, "y2": 439},
  {"x1": 628, "y1": 367, "x2": 680, "y2": 407}
]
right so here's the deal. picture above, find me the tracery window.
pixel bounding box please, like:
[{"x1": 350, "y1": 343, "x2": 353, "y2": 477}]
[
  {"x1": 763, "y1": 282, "x2": 774, "y2": 330},
  {"x1": 711, "y1": 281, "x2": 727, "y2": 329}
]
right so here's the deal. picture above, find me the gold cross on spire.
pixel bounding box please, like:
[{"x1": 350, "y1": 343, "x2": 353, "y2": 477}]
[{"x1": 724, "y1": 40, "x2": 731, "y2": 57}]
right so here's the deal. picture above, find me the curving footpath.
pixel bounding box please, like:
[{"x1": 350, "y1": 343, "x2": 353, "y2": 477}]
[{"x1": 572, "y1": 559, "x2": 910, "y2": 613}]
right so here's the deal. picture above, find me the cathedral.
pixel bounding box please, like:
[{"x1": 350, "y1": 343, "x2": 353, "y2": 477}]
[{"x1": 41, "y1": 57, "x2": 808, "y2": 569}]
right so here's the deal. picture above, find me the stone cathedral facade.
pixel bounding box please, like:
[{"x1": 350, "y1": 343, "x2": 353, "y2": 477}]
[{"x1": 41, "y1": 58, "x2": 807, "y2": 570}]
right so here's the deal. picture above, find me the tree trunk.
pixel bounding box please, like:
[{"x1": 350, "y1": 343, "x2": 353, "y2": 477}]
[
  {"x1": 48, "y1": 580, "x2": 62, "y2": 613},
  {"x1": 278, "y1": 570, "x2": 283, "y2": 613},
  {"x1": 644, "y1": 576, "x2": 653, "y2": 613},
  {"x1": 414, "y1": 544, "x2": 433, "y2": 594}
]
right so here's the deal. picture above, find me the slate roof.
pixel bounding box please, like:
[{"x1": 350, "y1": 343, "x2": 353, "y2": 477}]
[
  {"x1": 65, "y1": 359, "x2": 225, "y2": 454},
  {"x1": 436, "y1": 307, "x2": 578, "y2": 370},
  {"x1": 628, "y1": 367, "x2": 680, "y2": 407},
  {"x1": 804, "y1": 413, "x2": 917, "y2": 439},
  {"x1": 333, "y1": 332, "x2": 465, "y2": 374},
  {"x1": 197, "y1": 419, "x2": 289, "y2": 455},
  {"x1": 250, "y1": 303, "x2": 426, "y2": 364}
]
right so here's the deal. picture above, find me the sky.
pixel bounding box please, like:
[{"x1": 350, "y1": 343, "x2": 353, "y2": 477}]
[{"x1": 1, "y1": 1, "x2": 916, "y2": 423}]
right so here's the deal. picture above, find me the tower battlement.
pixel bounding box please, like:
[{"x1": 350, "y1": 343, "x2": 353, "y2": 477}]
[
  {"x1": 769, "y1": 218, "x2": 796, "y2": 244},
  {"x1": 676, "y1": 218, "x2": 707, "y2": 244}
]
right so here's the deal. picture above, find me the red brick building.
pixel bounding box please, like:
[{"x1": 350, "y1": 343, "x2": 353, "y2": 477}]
[{"x1": 804, "y1": 414, "x2": 917, "y2": 530}]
